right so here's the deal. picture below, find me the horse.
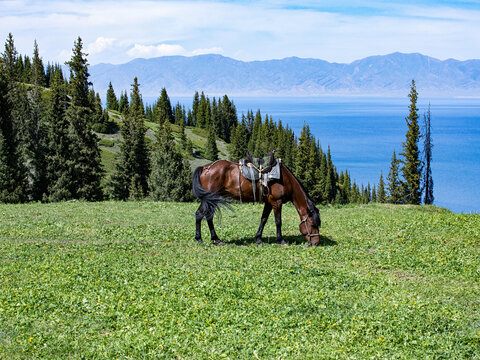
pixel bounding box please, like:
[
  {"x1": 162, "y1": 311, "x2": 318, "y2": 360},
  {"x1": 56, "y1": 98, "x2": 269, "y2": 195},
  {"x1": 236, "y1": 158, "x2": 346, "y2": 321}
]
[{"x1": 192, "y1": 156, "x2": 321, "y2": 246}]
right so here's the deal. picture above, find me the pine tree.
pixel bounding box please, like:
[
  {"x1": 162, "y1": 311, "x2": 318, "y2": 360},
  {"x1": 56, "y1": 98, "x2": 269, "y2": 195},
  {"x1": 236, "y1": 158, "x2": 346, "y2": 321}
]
[
  {"x1": 247, "y1": 110, "x2": 262, "y2": 155},
  {"x1": 31, "y1": 40, "x2": 45, "y2": 87},
  {"x1": 294, "y1": 124, "x2": 312, "y2": 187},
  {"x1": 192, "y1": 91, "x2": 200, "y2": 126},
  {"x1": 423, "y1": 104, "x2": 434, "y2": 205},
  {"x1": 377, "y1": 170, "x2": 386, "y2": 203},
  {"x1": 46, "y1": 71, "x2": 72, "y2": 201},
  {"x1": 149, "y1": 122, "x2": 192, "y2": 202},
  {"x1": 55, "y1": 37, "x2": 104, "y2": 200},
  {"x1": 118, "y1": 90, "x2": 129, "y2": 113},
  {"x1": 174, "y1": 102, "x2": 185, "y2": 126},
  {"x1": 400, "y1": 80, "x2": 422, "y2": 205},
  {"x1": 204, "y1": 123, "x2": 219, "y2": 161},
  {"x1": 371, "y1": 184, "x2": 377, "y2": 203},
  {"x1": 110, "y1": 78, "x2": 150, "y2": 200},
  {"x1": 156, "y1": 88, "x2": 173, "y2": 124},
  {"x1": 106, "y1": 81, "x2": 119, "y2": 111},
  {"x1": 2, "y1": 33, "x2": 18, "y2": 81},
  {"x1": 0, "y1": 65, "x2": 28, "y2": 203},
  {"x1": 387, "y1": 150, "x2": 402, "y2": 204},
  {"x1": 65, "y1": 37, "x2": 91, "y2": 108},
  {"x1": 229, "y1": 122, "x2": 248, "y2": 161},
  {"x1": 29, "y1": 40, "x2": 49, "y2": 200},
  {"x1": 196, "y1": 92, "x2": 210, "y2": 128},
  {"x1": 65, "y1": 105, "x2": 104, "y2": 200}
]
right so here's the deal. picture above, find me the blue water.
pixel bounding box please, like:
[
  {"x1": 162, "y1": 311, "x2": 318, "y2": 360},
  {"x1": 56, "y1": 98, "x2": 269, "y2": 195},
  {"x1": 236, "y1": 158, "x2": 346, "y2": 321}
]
[{"x1": 169, "y1": 96, "x2": 480, "y2": 213}]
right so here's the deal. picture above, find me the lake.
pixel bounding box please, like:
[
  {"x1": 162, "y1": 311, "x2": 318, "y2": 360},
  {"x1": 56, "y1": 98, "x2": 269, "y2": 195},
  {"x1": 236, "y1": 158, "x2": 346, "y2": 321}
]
[{"x1": 168, "y1": 96, "x2": 480, "y2": 213}]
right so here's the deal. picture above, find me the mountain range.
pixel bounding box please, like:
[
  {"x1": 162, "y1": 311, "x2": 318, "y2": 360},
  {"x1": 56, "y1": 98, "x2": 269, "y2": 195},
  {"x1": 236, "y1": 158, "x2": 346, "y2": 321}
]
[{"x1": 89, "y1": 52, "x2": 480, "y2": 98}]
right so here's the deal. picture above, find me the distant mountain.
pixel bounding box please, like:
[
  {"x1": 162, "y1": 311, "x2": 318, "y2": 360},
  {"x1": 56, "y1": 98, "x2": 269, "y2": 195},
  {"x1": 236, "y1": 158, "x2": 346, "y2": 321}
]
[{"x1": 89, "y1": 52, "x2": 480, "y2": 98}]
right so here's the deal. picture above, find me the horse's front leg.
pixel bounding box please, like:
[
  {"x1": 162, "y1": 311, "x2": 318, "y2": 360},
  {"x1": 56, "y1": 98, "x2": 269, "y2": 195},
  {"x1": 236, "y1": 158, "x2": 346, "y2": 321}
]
[
  {"x1": 254, "y1": 202, "x2": 272, "y2": 244},
  {"x1": 273, "y1": 202, "x2": 286, "y2": 245}
]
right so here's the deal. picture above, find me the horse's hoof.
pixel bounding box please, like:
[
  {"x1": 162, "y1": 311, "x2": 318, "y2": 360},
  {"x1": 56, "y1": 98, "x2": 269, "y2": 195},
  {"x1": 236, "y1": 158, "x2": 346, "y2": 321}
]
[
  {"x1": 278, "y1": 239, "x2": 288, "y2": 246},
  {"x1": 255, "y1": 238, "x2": 263, "y2": 245},
  {"x1": 197, "y1": 239, "x2": 203, "y2": 244},
  {"x1": 212, "y1": 239, "x2": 225, "y2": 246}
]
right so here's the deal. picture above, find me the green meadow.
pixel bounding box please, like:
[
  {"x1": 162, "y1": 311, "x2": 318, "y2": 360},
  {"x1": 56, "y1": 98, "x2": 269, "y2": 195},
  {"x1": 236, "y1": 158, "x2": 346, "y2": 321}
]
[{"x1": 0, "y1": 201, "x2": 479, "y2": 359}]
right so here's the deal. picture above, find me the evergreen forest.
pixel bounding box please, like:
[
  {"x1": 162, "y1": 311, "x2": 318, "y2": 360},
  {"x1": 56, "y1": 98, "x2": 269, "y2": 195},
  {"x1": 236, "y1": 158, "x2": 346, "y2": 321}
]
[{"x1": 0, "y1": 34, "x2": 432, "y2": 206}]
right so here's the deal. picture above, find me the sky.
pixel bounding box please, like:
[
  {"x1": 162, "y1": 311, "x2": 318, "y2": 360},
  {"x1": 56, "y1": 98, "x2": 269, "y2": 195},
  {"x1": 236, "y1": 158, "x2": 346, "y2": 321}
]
[{"x1": 1, "y1": 0, "x2": 480, "y2": 65}]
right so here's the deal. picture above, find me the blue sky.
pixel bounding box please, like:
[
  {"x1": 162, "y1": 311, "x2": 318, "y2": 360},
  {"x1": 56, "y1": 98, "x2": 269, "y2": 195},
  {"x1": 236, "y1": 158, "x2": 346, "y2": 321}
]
[{"x1": 1, "y1": 0, "x2": 480, "y2": 64}]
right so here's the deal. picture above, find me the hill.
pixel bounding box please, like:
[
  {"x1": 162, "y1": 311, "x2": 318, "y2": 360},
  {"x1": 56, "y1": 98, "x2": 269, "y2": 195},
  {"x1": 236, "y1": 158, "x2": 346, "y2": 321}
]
[
  {"x1": 96, "y1": 110, "x2": 229, "y2": 183},
  {"x1": 89, "y1": 52, "x2": 480, "y2": 98},
  {"x1": 1, "y1": 201, "x2": 478, "y2": 358}
]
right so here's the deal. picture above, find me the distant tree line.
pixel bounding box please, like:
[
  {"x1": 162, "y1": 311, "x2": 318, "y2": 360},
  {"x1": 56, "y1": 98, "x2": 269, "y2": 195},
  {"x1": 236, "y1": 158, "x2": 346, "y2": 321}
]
[{"x1": 1, "y1": 33, "x2": 433, "y2": 207}]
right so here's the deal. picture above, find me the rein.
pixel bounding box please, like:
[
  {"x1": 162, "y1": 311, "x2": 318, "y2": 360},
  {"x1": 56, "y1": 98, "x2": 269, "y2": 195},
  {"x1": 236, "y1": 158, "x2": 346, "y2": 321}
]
[{"x1": 300, "y1": 215, "x2": 320, "y2": 240}]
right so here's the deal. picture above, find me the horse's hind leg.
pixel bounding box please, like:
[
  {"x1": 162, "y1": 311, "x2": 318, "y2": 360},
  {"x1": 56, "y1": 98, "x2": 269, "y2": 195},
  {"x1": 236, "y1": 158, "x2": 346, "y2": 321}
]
[
  {"x1": 195, "y1": 205, "x2": 204, "y2": 244},
  {"x1": 207, "y1": 218, "x2": 223, "y2": 245}
]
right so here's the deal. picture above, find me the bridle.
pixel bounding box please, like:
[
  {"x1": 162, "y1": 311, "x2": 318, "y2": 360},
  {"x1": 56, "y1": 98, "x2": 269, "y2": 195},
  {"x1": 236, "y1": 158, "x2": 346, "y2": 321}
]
[{"x1": 300, "y1": 215, "x2": 320, "y2": 241}]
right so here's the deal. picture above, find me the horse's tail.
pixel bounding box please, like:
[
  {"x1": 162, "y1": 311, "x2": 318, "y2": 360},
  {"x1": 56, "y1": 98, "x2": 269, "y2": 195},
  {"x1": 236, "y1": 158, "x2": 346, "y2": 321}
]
[{"x1": 192, "y1": 166, "x2": 232, "y2": 221}]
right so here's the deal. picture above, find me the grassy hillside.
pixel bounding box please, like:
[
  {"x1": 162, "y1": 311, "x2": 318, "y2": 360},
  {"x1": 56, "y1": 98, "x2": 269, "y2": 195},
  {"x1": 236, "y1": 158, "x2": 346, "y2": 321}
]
[
  {"x1": 0, "y1": 202, "x2": 479, "y2": 359},
  {"x1": 96, "y1": 111, "x2": 230, "y2": 182}
]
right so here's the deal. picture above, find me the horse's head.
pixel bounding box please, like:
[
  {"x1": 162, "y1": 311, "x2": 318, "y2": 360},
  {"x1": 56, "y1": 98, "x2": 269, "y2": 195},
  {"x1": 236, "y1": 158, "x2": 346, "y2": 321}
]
[{"x1": 299, "y1": 201, "x2": 321, "y2": 245}]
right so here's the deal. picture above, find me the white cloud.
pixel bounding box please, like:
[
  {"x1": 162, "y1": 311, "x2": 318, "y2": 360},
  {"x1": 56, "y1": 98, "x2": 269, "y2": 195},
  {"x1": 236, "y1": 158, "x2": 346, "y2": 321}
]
[
  {"x1": 127, "y1": 43, "x2": 187, "y2": 58},
  {"x1": 87, "y1": 37, "x2": 116, "y2": 55}
]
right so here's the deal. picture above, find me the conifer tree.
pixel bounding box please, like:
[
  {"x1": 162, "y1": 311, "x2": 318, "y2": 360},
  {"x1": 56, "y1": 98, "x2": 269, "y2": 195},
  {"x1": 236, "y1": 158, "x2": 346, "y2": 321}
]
[
  {"x1": 65, "y1": 104, "x2": 104, "y2": 200},
  {"x1": 32, "y1": 40, "x2": 45, "y2": 87},
  {"x1": 196, "y1": 92, "x2": 210, "y2": 128},
  {"x1": 149, "y1": 122, "x2": 192, "y2": 202},
  {"x1": 156, "y1": 87, "x2": 173, "y2": 124},
  {"x1": 106, "y1": 81, "x2": 119, "y2": 111},
  {"x1": 0, "y1": 65, "x2": 28, "y2": 203},
  {"x1": 229, "y1": 122, "x2": 248, "y2": 161},
  {"x1": 28, "y1": 40, "x2": 49, "y2": 200},
  {"x1": 58, "y1": 37, "x2": 103, "y2": 200},
  {"x1": 192, "y1": 91, "x2": 200, "y2": 126},
  {"x1": 110, "y1": 78, "x2": 150, "y2": 200},
  {"x1": 371, "y1": 184, "x2": 377, "y2": 203},
  {"x1": 387, "y1": 150, "x2": 402, "y2": 204},
  {"x1": 294, "y1": 124, "x2": 312, "y2": 186},
  {"x1": 2, "y1": 33, "x2": 18, "y2": 81},
  {"x1": 118, "y1": 90, "x2": 129, "y2": 113},
  {"x1": 325, "y1": 146, "x2": 337, "y2": 203},
  {"x1": 204, "y1": 123, "x2": 219, "y2": 161},
  {"x1": 423, "y1": 104, "x2": 434, "y2": 205},
  {"x1": 46, "y1": 71, "x2": 72, "y2": 201},
  {"x1": 400, "y1": 80, "x2": 422, "y2": 204},
  {"x1": 377, "y1": 171, "x2": 386, "y2": 203},
  {"x1": 174, "y1": 102, "x2": 185, "y2": 125},
  {"x1": 247, "y1": 110, "x2": 262, "y2": 155},
  {"x1": 66, "y1": 37, "x2": 91, "y2": 108}
]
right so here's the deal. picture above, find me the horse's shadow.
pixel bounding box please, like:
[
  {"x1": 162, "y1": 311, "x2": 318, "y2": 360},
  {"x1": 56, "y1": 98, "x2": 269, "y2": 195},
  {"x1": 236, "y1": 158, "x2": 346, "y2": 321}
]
[{"x1": 226, "y1": 234, "x2": 337, "y2": 247}]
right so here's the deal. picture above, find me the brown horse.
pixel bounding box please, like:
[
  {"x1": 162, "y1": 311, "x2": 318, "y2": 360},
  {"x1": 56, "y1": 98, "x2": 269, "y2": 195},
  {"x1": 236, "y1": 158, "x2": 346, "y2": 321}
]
[{"x1": 192, "y1": 159, "x2": 321, "y2": 245}]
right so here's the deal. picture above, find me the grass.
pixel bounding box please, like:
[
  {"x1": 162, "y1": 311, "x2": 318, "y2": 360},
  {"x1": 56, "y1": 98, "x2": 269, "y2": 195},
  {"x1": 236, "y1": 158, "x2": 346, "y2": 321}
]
[
  {"x1": 0, "y1": 202, "x2": 479, "y2": 359},
  {"x1": 98, "y1": 112, "x2": 229, "y2": 174}
]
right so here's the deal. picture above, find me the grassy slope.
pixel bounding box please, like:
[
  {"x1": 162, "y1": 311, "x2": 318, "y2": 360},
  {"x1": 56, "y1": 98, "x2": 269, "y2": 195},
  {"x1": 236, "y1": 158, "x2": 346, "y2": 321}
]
[
  {"x1": 0, "y1": 202, "x2": 479, "y2": 359},
  {"x1": 96, "y1": 111, "x2": 230, "y2": 181}
]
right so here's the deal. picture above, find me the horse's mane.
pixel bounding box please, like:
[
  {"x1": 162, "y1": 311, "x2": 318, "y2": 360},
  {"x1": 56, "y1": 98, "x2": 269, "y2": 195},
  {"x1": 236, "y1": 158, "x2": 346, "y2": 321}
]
[{"x1": 281, "y1": 163, "x2": 321, "y2": 227}]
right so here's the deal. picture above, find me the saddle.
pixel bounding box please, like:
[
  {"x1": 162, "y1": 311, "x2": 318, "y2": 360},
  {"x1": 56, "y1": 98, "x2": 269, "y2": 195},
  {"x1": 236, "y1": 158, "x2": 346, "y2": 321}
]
[{"x1": 239, "y1": 150, "x2": 281, "y2": 202}]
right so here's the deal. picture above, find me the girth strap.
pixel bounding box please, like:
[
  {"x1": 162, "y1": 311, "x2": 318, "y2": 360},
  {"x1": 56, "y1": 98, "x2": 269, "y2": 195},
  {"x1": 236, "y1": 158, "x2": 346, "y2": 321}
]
[{"x1": 248, "y1": 164, "x2": 257, "y2": 203}]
